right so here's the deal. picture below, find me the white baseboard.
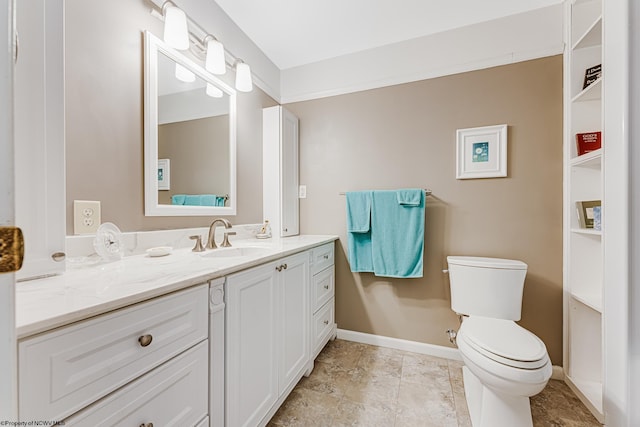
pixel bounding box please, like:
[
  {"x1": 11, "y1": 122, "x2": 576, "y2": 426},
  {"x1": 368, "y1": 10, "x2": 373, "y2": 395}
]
[
  {"x1": 336, "y1": 328, "x2": 565, "y2": 380},
  {"x1": 336, "y1": 328, "x2": 463, "y2": 361}
]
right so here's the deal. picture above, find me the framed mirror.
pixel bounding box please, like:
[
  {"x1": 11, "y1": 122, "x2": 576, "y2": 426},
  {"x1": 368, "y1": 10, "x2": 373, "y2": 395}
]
[{"x1": 144, "y1": 31, "x2": 237, "y2": 216}]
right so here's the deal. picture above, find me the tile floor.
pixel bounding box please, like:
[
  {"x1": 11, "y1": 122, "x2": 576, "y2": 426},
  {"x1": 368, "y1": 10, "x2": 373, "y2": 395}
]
[{"x1": 269, "y1": 339, "x2": 601, "y2": 427}]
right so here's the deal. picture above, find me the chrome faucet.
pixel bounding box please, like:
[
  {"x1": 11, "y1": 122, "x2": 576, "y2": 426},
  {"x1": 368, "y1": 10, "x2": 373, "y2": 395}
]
[{"x1": 207, "y1": 218, "x2": 235, "y2": 249}]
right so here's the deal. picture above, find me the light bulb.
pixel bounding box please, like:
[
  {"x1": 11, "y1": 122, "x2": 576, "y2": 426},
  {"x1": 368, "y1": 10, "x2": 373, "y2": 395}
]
[
  {"x1": 175, "y1": 63, "x2": 195, "y2": 82},
  {"x1": 205, "y1": 38, "x2": 226, "y2": 75},
  {"x1": 163, "y1": 5, "x2": 189, "y2": 50},
  {"x1": 206, "y1": 82, "x2": 223, "y2": 98},
  {"x1": 235, "y1": 60, "x2": 253, "y2": 92}
]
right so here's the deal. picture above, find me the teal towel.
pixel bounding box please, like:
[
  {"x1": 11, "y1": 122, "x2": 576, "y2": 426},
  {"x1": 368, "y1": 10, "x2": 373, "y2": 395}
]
[
  {"x1": 200, "y1": 195, "x2": 217, "y2": 206},
  {"x1": 184, "y1": 195, "x2": 202, "y2": 206},
  {"x1": 370, "y1": 189, "x2": 425, "y2": 278},
  {"x1": 396, "y1": 188, "x2": 422, "y2": 206},
  {"x1": 346, "y1": 191, "x2": 374, "y2": 272},
  {"x1": 172, "y1": 194, "x2": 186, "y2": 205},
  {"x1": 216, "y1": 196, "x2": 226, "y2": 207}
]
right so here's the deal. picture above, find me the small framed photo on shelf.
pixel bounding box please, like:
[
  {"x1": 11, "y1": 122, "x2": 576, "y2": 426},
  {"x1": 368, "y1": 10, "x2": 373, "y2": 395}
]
[
  {"x1": 157, "y1": 158, "x2": 170, "y2": 191},
  {"x1": 455, "y1": 124, "x2": 508, "y2": 179},
  {"x1": 576, "y1": 200, "x2": 601, "y2": 229},
  {"x1": 583, "y1": 64, "x2": 602, "y2": 90},
  {"x1": 576, "y1": 131, "x2": 602, "y2": 156}
]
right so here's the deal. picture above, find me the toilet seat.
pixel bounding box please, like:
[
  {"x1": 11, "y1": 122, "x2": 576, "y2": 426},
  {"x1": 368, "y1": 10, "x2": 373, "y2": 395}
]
[{"x1": 459, "y1": 317, "x2": 548, "y2": 370}]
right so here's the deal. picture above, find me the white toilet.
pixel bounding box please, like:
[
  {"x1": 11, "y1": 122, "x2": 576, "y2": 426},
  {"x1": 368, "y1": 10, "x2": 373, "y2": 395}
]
[{"x1": 447, "y1": 256, "x2": 552, "y2": 427}]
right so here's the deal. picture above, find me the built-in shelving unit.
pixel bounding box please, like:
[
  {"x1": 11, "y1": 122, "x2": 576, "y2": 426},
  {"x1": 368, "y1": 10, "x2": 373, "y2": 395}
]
[{"x1": 563, "y1": 0, "x2": 604, "y2": 423}]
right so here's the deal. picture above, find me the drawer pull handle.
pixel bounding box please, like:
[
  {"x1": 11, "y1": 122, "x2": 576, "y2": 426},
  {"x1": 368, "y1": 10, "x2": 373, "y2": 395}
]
[
  {"x1": 323, "y1": 284, "x2": 329, "y2": 290},
  {"x1": 140, "y1": 423, "x2": 154, "y2": 427},
  {"x1": 323, "y1": 254, "x2": 329, "y2": 259},
  {"x1": 276, "y1": 263, "x2": 289, "y2": 272},
  {"x1": 323, "y1": 320, "x2": 329, "y2": 325},
  {"x1": 138, "y1": 334, "x2": 153, "y2": 347}
]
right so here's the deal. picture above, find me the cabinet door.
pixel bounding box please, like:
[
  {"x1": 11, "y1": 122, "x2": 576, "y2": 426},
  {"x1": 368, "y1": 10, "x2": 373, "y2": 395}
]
[
  {"x1": 278, "y1": 252, "x2": 309, "y2": 394},
  {"x1": 14, "y1": 0, "x2": 65, "y2": 280},
  {"x1": 226, "y1": 263, "x2": 278, "y2": 427},
  {"x1": 280, "y1": 108, "x2": 299, "y2": 237}
]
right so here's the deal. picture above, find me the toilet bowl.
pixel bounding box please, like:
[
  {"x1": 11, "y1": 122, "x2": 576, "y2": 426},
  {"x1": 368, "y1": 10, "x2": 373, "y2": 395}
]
[{"x1": 447, "y1": 256, "x2": 551, "y2": 427}]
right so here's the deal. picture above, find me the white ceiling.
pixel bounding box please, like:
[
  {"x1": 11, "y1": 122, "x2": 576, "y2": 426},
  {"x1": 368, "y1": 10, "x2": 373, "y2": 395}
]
[{"x1": 213, "y1": 0, "x2": 563, "y2": 70}]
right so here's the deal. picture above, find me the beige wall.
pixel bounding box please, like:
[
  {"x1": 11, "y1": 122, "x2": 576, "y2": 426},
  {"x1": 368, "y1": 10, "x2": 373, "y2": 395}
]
[
  {"x1": 158, "y1": 115, "x2": 230, "y2": 205},
  {"x1": 286, "y1": 56, "x2": 564, "y2": 364},
  {"x1": 65, "y1": 0, "x2": 276, "y2": 233}
]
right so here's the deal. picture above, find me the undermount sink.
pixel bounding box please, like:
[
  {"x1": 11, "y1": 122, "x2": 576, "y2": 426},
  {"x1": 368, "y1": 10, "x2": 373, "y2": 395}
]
[{"x1": 200, "y1": 246, "x2": 269, "y2": 258}]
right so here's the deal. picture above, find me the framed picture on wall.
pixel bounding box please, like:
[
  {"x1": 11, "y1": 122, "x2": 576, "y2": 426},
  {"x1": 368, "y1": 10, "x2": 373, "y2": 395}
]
[
  {"x1": 576, "y1": 200, "x2": 601, "y2": 229},
  {"x1": 456, "y1": 124, "x2": 508, "y2": 179},
  {"x1": 157, "y1": 158, "x2": 170, "y2": 191}
]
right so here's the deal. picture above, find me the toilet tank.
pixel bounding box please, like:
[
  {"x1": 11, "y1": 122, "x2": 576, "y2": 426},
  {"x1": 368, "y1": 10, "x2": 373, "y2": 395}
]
[{"x1": 447, "y1": 256, "x2": 528, "y2": 321}]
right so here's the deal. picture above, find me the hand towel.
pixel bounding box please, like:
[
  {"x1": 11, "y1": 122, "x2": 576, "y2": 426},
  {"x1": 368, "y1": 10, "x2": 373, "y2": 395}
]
[
  {"x1": 370, "y1": 189, "x2": 425, "y2": 278},
  {"x1": 396, "y1": 188, "x2": 423, "y2": 206},
  {"x1": 216, "y1": 196, "x2": 226, "y2": 207},
  {"x1": 171, "y1": 194, "x2": 186, "y2": 205},
  {"x1": 346, "y1": 191, "x2": 374, "y2": 272}
]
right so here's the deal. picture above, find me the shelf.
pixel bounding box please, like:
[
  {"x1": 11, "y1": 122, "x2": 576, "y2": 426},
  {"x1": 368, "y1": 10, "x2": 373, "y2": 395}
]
[
  {"x1": 571, "y1": 291, "x2": 602, "y2": 312},
  {"x1": 572, "y1": 77, "x2": 602, "y2": 103},
  {"x1": 572, "y1": 16, "x2": 602, "y2": 51},
  {"x1": 570, "y1": 227, "x2": 602, "y2": 236},
  {"x1": 565, "y1": 376, "x2": 604, "y2": 423},
  {"x1": 570, "y1": 148, "x2": 602, "y2": 168}
]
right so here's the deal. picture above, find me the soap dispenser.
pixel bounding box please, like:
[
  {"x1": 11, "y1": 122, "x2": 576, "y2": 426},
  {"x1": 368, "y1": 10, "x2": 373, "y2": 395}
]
[{"x1": 257, "y1": 220, "x2": 272, "y2": 239}]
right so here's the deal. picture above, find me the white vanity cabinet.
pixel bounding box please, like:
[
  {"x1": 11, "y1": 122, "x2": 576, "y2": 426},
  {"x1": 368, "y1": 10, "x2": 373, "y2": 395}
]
[
  {"x1": 310, "y1": 243, "x2": 337, "y2": 358},
  {"x1": 18, "y1": 284, "x2": 209, "y2": 424},
  {"x1": 225, "y1": 251, "x2": 309, "y2": 427}
]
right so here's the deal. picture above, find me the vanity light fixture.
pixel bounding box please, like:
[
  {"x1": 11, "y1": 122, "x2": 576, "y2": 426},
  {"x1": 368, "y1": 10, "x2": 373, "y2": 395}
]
[
  {"x1": 206, "y1": 82, "x2": 223, "y2": 98},
  {"x1": 175, "y1": 63, "x2": 196, "y2": 82},
  {"x1": 234, "y1": 59, "x2": 253, "y2": 92},
  {"x1": 204, "y1": 35, "x2": 226, "y2": 75},
  {"x1": 148, "y1": 0, "x2": 254, "y2": 92},
  {"x1": 162, "y1": 2, "x2": 189, "y2": 50}
]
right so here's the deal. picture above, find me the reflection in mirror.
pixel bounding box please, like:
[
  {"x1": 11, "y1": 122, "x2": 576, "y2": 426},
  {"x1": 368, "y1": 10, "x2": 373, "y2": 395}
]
[{"x1": 144, "y1": 31, "x2": 236, "y2": 216}]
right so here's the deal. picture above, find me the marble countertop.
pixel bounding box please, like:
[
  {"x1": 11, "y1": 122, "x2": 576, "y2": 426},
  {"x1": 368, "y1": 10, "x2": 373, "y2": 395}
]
[{"x1": 16, "y1": 235, "x2": 338, "y2": 339}]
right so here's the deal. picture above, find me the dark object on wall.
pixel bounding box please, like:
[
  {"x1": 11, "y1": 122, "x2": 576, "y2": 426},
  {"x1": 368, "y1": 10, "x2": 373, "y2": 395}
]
[{"x1": 583, "y1": 64, "x2": 602, "y2": 89}]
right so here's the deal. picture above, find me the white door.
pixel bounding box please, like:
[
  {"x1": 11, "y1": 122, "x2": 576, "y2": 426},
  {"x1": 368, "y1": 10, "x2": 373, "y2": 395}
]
[
  {"x1": 225, "y1": 263, "x2": 278, "y2": 427},
  {"x1": 278, "y1": 252, "x2": 309, "y2": 394},
  {"x1": 280, "y1": 108, "x2": 299, "y2": 236},
  {"x1": 0, "y1": 0, "x2": 18, "y2": 419}
]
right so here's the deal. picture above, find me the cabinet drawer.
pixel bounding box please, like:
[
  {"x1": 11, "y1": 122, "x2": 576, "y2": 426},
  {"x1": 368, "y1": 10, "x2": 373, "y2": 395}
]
[
  {"x1": 312, "y1": 265, "x2": 334, "y2": 312},
  {"x1": 19, "y1": 284, "x2": 208, "y2": 421},
  {"x1": 311, "y1": 243, "x2": 334, "y2": 275},
  {"x1": 65, "y1": 340, "x2": 208, "y2": 426},
  {"x1": 312, "y1": 299, "x2": 335, "y2": 356}
]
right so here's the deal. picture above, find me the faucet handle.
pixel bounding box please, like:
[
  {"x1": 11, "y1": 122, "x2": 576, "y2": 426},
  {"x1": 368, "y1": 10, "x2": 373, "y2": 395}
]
[
  {"x1": 222, "y1": 231, "x2": 236, "y2": 248},
  {"x1": 190, "y1": 235, "x2": 205, "y2": 252}
]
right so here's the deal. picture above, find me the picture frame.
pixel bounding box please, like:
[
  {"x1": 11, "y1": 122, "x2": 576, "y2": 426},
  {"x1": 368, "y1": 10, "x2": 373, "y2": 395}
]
[
  {"x1": 456, "y1": 124, "x2": 508, "y2": 179},
  {"x1": 576, "y1": 200, "x2": 601, "y2": 229},
  {"x1": 157, "y1": 158, "x2": 170, "y2": 191},
  {"x1": 582, "y1": 64, "x2": 602, "y2": 90}
]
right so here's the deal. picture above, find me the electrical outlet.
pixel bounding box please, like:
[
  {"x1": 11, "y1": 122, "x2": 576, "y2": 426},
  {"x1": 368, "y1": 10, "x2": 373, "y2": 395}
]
[
  {"x1": 299, "y1": 185, "x2": 307, "y2": 199},
  {"x1": 74, "y1": 200, "x2": 101, "y2": 235}
]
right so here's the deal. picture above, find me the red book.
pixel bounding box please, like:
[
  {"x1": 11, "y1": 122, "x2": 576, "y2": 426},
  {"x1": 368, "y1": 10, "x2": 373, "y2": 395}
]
[{"x1": 576, "y1": 131, "x2": 602, "y2": 156}]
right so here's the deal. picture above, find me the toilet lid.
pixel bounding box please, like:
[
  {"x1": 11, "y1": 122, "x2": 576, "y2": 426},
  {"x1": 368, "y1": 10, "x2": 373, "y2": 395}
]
[{"x1": 461, "y1": 317, "x2": 548, "y2": 368}]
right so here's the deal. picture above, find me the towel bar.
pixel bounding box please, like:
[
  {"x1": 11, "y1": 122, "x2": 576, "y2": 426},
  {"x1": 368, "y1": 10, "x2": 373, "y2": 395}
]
[{"x1": 339, "y1": 189, "x2": 432, "y2": 196}]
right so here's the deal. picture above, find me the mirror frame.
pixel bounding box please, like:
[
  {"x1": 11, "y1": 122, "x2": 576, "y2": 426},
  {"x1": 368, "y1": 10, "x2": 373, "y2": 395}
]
[{"x1": 143, "y1": 31, "x2": 237, "y2": 216}]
